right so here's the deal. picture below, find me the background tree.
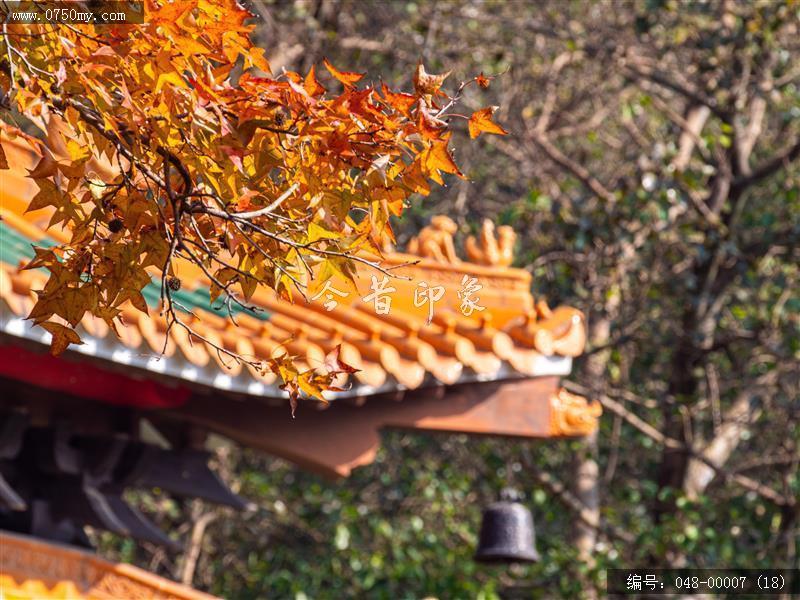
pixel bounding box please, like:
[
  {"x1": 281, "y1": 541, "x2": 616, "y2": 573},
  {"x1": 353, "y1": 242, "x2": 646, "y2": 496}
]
[{"x1": 18, "y1": 0, "x2": 800, "y2": 598}]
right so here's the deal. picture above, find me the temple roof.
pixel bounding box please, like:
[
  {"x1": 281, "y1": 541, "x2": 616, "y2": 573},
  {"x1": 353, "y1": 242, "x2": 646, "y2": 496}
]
[
  {"x1": 0, "y1": 531, "x2": 218, "y2": 599},
  {"x1": 0, "y1": 135, "x2": 586, "y2": 402}
]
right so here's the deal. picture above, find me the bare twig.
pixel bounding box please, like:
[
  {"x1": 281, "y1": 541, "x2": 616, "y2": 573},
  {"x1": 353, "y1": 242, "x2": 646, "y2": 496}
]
[{"x1": 180, "y1": 509, "x2": 217, "y2": 586}]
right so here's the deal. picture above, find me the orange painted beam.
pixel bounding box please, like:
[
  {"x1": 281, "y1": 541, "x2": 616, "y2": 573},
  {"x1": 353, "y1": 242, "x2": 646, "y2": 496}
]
[{"x1": 166, "y1": 377, "x2": 600, "y2": 478}]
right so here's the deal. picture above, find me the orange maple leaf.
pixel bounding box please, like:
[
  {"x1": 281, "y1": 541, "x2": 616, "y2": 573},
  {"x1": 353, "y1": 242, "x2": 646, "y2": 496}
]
[
  {"x1": 304, "y1": 65, "x2": 326, "y2": 97},
  {"x1": 423, "y1": 139, "x2": 464, "y2": 183},
  {"x1": 322, "y1": 58, "x2": 364, "y2": 88},
  {"x1": 468, "y1": 106, "x2": 509, "y2": 139},
  {"x1": 381, "y1": 83, "x2": 417, "y2": 119},
  {"x1": 40, "y1": 321, "x2": 84, "y2": 356},
  {"x1": 413, "y1": 62, "x2": 451, "y2": 98},
  {"x1": 417, "y1": 101, "x2": 448, "y2": 140},
  {"x1": 323, "y1": 344, "x2": 359, "y2": 375}
]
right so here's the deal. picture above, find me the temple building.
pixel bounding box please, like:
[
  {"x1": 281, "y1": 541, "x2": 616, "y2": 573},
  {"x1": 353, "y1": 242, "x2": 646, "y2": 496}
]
[{"x1": 0, "y1": 135, "x2": 600, "y2": 598}]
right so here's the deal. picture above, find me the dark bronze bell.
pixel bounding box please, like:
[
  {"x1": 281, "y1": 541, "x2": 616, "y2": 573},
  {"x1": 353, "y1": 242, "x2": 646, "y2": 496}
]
[{"x1": 475, "y1": 500, "x2": 539, "y2": 563}]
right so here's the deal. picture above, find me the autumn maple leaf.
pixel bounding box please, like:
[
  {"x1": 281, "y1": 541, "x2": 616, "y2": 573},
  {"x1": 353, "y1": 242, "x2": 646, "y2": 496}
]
[
  {"x1": 413, "y1": 62, "x2": 451, "y2": 101},
  {"x1": 323, "y1": 58, "x2": 365, "y2": 88},
  {"x1": 322, "y1": 344, "x2": 359, "y2": 376},
  {"x1": 476, "y1": 72, "x2": 492, "y2": 89},
  {"x1": 468, "y1": 107, "x2": 509, "y2": 139}
]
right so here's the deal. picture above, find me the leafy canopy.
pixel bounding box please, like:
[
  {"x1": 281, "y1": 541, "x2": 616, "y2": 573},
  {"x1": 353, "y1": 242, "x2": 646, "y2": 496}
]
[{"x1": 0, "y1": 0, "x2": 507, "y2": 399}]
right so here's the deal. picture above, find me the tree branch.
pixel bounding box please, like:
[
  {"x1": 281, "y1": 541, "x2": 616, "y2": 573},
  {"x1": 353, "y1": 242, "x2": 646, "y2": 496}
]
[
  {"x1": 520, "y1": 449, "x2": 636, "y2": 545},
  {"x1": 734, "y1": 138, "x2": 800, "y2": 190},
  {"x1": 530, "y1": 132, "x2": 617, "y2": 205},
  {"x1": 564, "y1": 380, "x2": 795, "y2": 508}
]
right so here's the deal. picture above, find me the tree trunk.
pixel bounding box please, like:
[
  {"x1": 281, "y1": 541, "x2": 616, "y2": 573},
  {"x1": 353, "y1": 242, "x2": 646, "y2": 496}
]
[
  {"x1": 573, "y1": 312, "x2": 613, "y2": 568},
  {"x1": 574, "y1": 430, "x2": 600, "y2": 562}
]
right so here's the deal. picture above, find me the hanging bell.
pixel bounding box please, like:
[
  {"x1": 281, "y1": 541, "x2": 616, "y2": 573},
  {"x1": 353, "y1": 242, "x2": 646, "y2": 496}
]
[{"x1": 475, "y1": 500, "x2": 539, "y2": 563}]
